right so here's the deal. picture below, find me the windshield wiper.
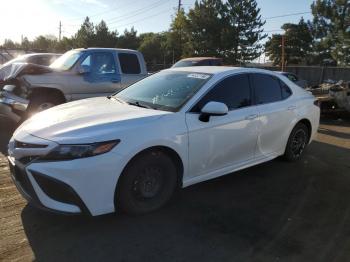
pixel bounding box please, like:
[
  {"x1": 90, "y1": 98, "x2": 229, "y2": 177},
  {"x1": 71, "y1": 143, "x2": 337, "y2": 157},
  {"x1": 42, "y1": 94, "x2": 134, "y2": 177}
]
[
  {"x1": 126, "y1": 101, "x2": 154, "y2": 109},
  {"x1": 107, "y1": 96, "x2": 125, "y2": 104}
]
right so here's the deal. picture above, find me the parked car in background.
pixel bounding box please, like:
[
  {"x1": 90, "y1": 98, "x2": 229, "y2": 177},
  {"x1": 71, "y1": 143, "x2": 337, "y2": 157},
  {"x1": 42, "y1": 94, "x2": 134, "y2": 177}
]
[
  {"x1": 278, "y1": 71, "x2": 308, "y2": 88},
  {"x1": 0, "y1": 48, "x2": 147, "y2": 122},
  {"x1": 172, "y1": 57, "x2": 223, "y2": 68},
  {"x1": 8, "y1": 66, "x2": 320, "y2": 216}
]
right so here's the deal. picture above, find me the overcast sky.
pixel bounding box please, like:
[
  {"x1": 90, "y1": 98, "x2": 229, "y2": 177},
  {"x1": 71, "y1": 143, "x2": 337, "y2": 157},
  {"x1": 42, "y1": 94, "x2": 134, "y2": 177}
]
[{"x1": 0, "y1": 0, "x2": 314, "y2": 44}]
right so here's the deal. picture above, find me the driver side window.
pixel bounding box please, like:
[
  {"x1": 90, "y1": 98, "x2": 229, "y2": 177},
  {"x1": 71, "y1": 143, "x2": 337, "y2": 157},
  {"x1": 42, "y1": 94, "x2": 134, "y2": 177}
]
[
  {"x1": 191, "y1": 74, "x2": 252, "y2": 112},
  {"x1": 80, "y1": 52, "x2": 116, "y2": 75}
]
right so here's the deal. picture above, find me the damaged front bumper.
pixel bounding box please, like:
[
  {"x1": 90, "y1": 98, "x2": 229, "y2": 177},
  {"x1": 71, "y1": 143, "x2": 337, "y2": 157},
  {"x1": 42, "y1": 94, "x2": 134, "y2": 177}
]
[{"x1": 0, "y1": 86, "x2": 29, "y2": 123}]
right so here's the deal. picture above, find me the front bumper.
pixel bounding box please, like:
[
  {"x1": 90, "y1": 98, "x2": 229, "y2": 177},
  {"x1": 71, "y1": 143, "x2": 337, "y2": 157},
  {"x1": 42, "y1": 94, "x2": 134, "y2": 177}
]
[
  {"x1": 8, "y1": 133, "x2": 127, "y2": 216},
  {"x1": 8, "y1": 156, "x2": 89, "y2": 215},
  {"x1": 0, "y1": 102, "x2": 21, "y2": 124}
]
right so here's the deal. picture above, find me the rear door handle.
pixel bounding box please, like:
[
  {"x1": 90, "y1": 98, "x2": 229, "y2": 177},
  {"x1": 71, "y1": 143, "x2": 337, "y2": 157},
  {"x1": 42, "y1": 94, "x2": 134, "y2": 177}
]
[
  {"x1": 287, "y1": 105, "x2": 297, "y2": 110},
  {"x1": 245, "y1": 114, "x2": 258, "y2": 120},
  {"x1": 111, "y1": 79, "x2": 120, "y2": 83}
]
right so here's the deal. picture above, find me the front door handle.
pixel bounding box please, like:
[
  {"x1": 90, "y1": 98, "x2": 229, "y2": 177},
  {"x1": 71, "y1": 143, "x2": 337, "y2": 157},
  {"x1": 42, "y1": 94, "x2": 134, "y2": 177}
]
[
  {"x1": 287, "y1": 105, "x2": 297, "y2": 110},
  {"x1": 111, "y1": 79, "x2": 120, "y2": 83},
  {"x1": 245, "y1": 114, "x2": 258, "y2": 120}
]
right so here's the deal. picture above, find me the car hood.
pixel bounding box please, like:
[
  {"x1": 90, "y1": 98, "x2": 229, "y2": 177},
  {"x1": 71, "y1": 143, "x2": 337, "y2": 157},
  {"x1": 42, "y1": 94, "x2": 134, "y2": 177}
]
[
  {"x1": 0, "y1": 62, "x2": 53, "y2": 82},
  {"x1": 15, "y1": 97, "x2": 170, "y2": 144}
]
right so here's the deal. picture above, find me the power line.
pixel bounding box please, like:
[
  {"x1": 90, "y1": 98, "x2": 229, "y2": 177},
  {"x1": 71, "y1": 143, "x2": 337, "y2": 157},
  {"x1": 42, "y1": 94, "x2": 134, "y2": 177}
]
[
  {"x1": 263, "y1": 11, "x2": 310, "y2": 20},
  {"x1": 110, "y1": 7, "x2": 173, "y2": 31}
]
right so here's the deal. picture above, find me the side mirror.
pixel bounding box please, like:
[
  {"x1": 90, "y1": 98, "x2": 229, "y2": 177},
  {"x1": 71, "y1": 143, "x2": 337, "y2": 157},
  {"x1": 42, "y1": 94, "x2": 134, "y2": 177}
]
[
  {"x1": 78, "y1": 65, "x2": 90, "y2": 74},
  {"x1": 199, "y1": 101, "x2": 228, "y2": 122}
]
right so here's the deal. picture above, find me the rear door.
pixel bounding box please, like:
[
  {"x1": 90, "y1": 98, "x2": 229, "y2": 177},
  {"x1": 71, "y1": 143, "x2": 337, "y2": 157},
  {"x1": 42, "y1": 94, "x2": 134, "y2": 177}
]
[
  {"x1": 252, "y1": 73, "x2": 295, "y2": 158},
  {"x1": 118, "y1": 52, "x2": 146, "y2": 88}
]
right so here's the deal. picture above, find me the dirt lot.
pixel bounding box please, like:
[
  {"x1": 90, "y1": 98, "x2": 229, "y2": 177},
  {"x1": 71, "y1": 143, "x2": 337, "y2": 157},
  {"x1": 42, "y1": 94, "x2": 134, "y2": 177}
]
[{"x1": 0, "y1": 116, "x2": 350, "y2": 262}]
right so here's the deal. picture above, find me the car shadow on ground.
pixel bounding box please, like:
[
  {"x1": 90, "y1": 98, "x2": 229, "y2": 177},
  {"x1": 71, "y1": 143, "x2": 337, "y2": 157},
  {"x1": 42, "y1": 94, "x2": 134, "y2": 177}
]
[{"x1": 20, "y1": 141, "x2": 350, "y2": 262}]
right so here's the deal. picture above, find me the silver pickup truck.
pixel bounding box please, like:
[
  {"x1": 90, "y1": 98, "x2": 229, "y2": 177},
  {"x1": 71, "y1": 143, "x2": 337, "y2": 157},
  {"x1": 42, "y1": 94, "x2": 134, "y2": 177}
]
[{"x1": 0, "y1": 48, "x2": 147, "y2": 122}]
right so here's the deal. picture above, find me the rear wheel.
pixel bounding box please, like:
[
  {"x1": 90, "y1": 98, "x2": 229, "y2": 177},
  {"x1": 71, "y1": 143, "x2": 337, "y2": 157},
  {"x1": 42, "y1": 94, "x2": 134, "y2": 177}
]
[
  {"x1": 283, "y1": 123, "x2": 309, "y2": 161},
  {"x1": 117, "y1": 150, "x2": 178, "y2": 215}
]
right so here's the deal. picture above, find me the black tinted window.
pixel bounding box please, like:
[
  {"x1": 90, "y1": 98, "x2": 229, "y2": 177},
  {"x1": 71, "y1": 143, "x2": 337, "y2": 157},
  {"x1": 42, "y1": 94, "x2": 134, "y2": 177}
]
[
  {"x1": 118, "y1": 53, "x2": 141, "y2": 74},
  {"x1": 280, "y1": 80, "x2": 292, "y2": 99},
  {"x1": 192, "y1": 74, "x2": 251, "y2": 112},
  {"x1": 253, "y1": 74, "x2": 282, "y2": 104}
]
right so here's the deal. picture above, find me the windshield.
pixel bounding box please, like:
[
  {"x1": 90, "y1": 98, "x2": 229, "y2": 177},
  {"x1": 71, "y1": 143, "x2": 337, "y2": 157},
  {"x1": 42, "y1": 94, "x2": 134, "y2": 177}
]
[
  {"x1": 49, "y1": 50, "x2": 81, "y2": 70},
  {"x1": 114, "y1": 71, "x2": 212, "y2": 112},
  {"x1": 172, "y1": 60, "x2": 198, "y2": 68}
]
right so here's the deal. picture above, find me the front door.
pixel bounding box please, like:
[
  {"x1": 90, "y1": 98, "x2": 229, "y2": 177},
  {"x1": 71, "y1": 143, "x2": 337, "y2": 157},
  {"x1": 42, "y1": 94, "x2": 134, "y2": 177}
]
[
  {"x1": 70, "y1": 51, "x2": 121, "y2": 100},
  {"x1": 185, "y1": 74, "x2": 259, "y2": 179}
]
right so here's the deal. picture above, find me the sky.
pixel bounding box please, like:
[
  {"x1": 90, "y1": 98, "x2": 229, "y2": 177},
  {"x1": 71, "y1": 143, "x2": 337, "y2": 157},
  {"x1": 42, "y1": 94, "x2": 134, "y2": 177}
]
[{"x1": 0, "y1": 0, "x2": 314, "y2": 44}]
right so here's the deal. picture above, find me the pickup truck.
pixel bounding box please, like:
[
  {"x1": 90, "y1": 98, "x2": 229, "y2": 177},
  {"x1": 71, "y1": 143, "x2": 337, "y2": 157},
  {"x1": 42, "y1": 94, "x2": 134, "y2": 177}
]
[{"x1": 0, "y1": 48, "x2": 147, "y2": 122}]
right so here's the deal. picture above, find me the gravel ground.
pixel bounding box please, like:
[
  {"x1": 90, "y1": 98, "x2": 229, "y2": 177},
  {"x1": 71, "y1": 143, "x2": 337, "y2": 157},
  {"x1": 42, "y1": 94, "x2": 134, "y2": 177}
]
[{"x1": 0, "y1": 116, "x2": 349, "y2": 262}]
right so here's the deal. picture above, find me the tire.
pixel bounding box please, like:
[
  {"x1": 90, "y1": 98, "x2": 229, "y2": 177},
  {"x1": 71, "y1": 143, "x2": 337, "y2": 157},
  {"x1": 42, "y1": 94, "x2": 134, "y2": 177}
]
[
  {"x1": 117, "y1": 150, "x2": 178, "y2": 215},
  {"x1": 283, "y1": 123, "x2": 309, "y2": 161},
  {"x1": 26, "y1": 93, "x2": 63, "y2": 117}
]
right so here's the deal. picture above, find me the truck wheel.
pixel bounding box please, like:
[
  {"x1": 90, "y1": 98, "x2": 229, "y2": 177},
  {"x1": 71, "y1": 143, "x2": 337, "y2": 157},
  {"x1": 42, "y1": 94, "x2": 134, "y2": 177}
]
[
  {"x1": 283, "y1": 123, "x2": 309, "y2": 161},
  {"x1": 116, "y1": 150, "x2": 178, "y2": 215},
  {"x1": 27, "y1": 93, "x2": 63, "y2": 116}
]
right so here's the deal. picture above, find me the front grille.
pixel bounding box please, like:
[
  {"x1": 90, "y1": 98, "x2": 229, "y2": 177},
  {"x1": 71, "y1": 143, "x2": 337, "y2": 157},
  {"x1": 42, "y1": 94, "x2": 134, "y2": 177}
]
[{"x1": 14, "y1": 140, "x2": 48, "y2": 149}]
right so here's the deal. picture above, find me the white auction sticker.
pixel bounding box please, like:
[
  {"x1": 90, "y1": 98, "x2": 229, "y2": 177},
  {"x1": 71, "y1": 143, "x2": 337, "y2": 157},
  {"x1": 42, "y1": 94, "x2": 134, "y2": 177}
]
[{"x1": 187, "y1": 73, "x2": 210, "y2": 79}]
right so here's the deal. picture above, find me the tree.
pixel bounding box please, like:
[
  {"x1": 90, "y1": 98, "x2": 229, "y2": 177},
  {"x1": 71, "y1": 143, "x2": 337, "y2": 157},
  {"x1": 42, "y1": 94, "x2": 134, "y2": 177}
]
[
  {"x1": 186, "y1": 0, "x2": 226, "y2": 57},
  {"x1": 21, "y1": 37, "x2": 31, "y2": 50},
  {"x1": 117, "y1": 27, "x2": 140, "y2": 50},
  {"x1": 167, "y1": 9, "x2": 191, "y2": 62},
  {"x1": 265, "y1": 18, "x2": 313, "y2": 65},
  {"x1": 223, "y1": 0, "x2": 266, "y2": 64},
  {"x1": 3, "y1": 39, "x2": 16, "y2": 49},
  {"x1": 32, "y1": 35, "x2": 57, "y2": 51},
  {"x1": 74, "y1": 17, "x2": 95, "y2": 48},
  {"x1": 139, "y1": 32, "x2": 168, "y2": 66},
  {"x1": 310, "y1": 0, "x2": 350, "y2": 65},
  {"x1": 94, "y1": 20, "x2": 118, "y2": 47}
]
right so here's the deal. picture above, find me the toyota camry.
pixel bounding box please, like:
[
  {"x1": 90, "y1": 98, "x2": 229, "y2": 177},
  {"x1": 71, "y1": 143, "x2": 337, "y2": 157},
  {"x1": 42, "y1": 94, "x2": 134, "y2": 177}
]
[{"x1": 8, "y1": 67, "x2": 320, "y2": 215}]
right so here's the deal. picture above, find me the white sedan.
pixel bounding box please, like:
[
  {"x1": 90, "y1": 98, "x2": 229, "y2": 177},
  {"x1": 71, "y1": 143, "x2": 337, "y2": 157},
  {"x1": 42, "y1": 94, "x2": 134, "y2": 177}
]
[{"x1": 8, "y1": 67, "x2": 320, "y2": 216}]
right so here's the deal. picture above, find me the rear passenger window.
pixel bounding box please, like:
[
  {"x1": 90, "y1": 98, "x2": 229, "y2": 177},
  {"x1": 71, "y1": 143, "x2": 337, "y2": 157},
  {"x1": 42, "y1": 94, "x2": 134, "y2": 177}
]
[
  {"x1": 118, "y1": 53, "x2": 141, "y2": 74},
  {"x1": 253, "y1": 74, "x2": 282, "y2": 104},
  {"x1": 280, "y1": 80, "x2": 292, "y2": 99},
  {"x1": 191, "y1": 74, "x2": 251, "y2": 112}
]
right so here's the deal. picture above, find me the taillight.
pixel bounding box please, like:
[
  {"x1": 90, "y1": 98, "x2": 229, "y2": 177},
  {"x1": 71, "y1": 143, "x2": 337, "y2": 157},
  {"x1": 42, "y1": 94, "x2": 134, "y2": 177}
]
[{"x1": 314, "y1": 100, "x2": 320, "y2": 107}]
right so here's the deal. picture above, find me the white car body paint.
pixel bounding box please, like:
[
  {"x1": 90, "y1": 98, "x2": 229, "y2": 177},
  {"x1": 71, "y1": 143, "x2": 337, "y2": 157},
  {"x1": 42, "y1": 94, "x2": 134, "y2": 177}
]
[{"x1": 8, "y1": 67, "x2": 320, "y2": 216}]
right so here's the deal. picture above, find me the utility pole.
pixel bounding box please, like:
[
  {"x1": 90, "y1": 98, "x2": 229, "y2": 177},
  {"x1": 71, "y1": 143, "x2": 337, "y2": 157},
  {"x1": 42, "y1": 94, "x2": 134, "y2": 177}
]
[
  {"x1": 281, "y1": 34, "x2": 285, "y2": 71},
  {"x1": 178, "y1": 0, "x2": 182, "y2": 13},
  {"x1": 59, "y1": 21, "x2": 62, "y2": 41}
]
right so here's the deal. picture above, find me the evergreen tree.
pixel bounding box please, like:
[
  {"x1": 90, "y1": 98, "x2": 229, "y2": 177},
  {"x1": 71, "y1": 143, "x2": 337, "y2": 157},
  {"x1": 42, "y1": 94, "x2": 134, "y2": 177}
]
[
  {"x1": 74, "y1": 17, "x2": 95, "y2": 48},
  {"x1": 94, "y1": 20, "x2": 118, "y2": 47},
  {"x1": 265, "y1": 18, "x2": 313, "y2": 65},
  {"x1": 311, "y1": 0, "x2": 350, "y2": 65},
  {"x1": 186, "y1": 0, "x2": 226, "y2": 57},
  {"x1": 117, "y1": 27, "x2": 140, "y2": 50},
  {"x1": 224, "y1": 0, "x2": 266, "y2": 64}
]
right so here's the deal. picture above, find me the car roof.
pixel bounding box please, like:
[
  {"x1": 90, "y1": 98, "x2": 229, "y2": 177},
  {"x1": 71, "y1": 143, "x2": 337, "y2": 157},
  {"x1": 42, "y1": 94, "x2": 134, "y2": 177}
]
[
  {"x1": 166, "y1": 66, "x2": 279, "y2": 76},
  {"x1": 180, "y1": 57, "x2": 222, "y2": 62},
  {"x1": 75, "y1": 47, "x2": 139, "y2": 53}
]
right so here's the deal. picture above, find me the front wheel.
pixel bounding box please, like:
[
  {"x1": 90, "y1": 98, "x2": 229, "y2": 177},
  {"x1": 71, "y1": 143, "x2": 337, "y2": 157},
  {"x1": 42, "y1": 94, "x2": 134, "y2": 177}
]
[
  {"x1": 116, "y1": 150, "x2": 178, "y2": 215},
  {"x1": 283, "y1": 123, "x2": 309, "y2": 161}
]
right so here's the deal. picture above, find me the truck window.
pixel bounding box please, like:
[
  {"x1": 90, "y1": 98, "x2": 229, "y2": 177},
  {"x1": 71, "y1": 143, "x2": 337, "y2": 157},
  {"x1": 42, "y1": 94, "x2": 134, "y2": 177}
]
[
  {"x1": 118, "y1": 53, "x2": 141, "y2": 74},
  {"x1": 81, "y1": 52, "x2": 116, "y2": 75}
]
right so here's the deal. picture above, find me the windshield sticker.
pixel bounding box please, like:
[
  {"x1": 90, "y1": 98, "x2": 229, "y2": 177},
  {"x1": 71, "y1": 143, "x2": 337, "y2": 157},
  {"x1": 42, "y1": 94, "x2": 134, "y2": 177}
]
[{"x1": 187, "y1": 73, "x2": 210, "y2": 79}]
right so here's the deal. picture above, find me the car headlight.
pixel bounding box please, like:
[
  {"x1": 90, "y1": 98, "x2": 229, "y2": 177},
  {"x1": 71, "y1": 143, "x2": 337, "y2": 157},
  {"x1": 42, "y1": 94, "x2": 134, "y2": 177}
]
[{"x1": 40, "y1": 140, "x2": 120, "y2": 161}]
